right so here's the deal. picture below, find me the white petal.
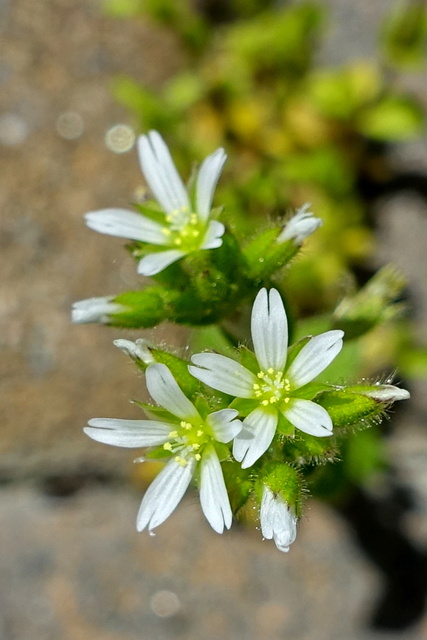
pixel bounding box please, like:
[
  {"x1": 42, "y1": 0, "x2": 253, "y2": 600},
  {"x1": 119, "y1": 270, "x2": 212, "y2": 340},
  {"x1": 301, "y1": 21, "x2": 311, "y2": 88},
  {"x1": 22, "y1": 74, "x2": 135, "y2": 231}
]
[
  {"x1": 145, "y1": 363, "x2": 199, "y2": 421},
  {"x1": 260, "y1": 486, "x2": 298, "y2": 552},
  {"x1": 284, "y1": 399, "x2": 333, "y2": 437},
  {"x1": 361, "y1": 385, "x2": 411, "y2": 402},
  {"x1": 196, "y1": 148, "x2": 227, "y2": 221},
  {"x1": 138, "y1": 131, "x2": 190, "y2": 214},
  {"x1": 85, "y1": 209, "x2": 167, "y2": 245},
  {"x1": 287, "y1": 330, "x2": 344, "y2": 388},
  {"x1": 71, "y1": 296, "x2": 126, "y2": 324},
  {"x1": 233, "y1": 407, "x2": 278, "y2": 469},
  {"x1": 200, "y1": 220, "x2": 225, "y2": 249},
  {"x1": 113, "y1": 338, "x2": 155, "y2": 364},
  {"x1": 259, "y1": 486, "x2": 276, "y2": 539},
  {"x1": 251, "y1": 288, "x2": 288, "y2": 372},
  {"x1": 189, "y1": 353, "x2": 257, "y2": 397},
  {"x1": 206, "y1": 409, "x2": 242, "y2": 443},
  {"x1": 200, "y1": 447, "x2": 232, "y2": 533},
  {"x1": 137, "y1": 249, "x2": 185, "y2": 275},
  {"x1": 277, "y1": 204, "x2": 322, "y2": 245},
  {"x1": 137, "y1": 457, "x2": 195, "y2": 532},
  {"x1": 84, "y1": 418, "x2": 171, "y2": 448}
]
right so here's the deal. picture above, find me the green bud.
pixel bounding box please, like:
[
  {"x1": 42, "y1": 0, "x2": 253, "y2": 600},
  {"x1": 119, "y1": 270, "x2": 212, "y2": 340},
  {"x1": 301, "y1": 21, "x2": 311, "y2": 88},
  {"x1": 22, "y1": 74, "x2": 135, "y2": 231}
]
[
  {"x1": 242, "y1": 227, "x2": 299, "y2": 282},
  {"x1": 315, "y1": 380, "x2": 410, "y2": 431},
  {"x1": 260, "y1": 463, "x2": 304, "y2": 517},
  {"x1": 332, "y1": 264, "x2": 407, "y2": 339},
  {"x1": 112, "y1": 287, "x2": 179, "y2": 328}
]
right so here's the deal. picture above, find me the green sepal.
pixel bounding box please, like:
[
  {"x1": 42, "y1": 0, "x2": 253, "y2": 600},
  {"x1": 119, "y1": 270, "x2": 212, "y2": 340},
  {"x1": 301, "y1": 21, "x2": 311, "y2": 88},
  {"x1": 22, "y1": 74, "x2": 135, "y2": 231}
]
[
  {"x1": 285, "y1": 336, "x2": 312, "y2": 370},
  {"x1": 237, "y1": 345, "x2": 259, "y2": 374},
  {"x1": 281, "y1": 432, "x2": 339, "y2": 467},
  {"x1": 276, "y1": 412, "x2": 295, "y2": 437},
  {"x1": 149, "y1": 349, "x2": 200, "y2": 400},
  {"x1": 193, "y1": 395, "x2": 212, "y2": 419},
  {"x1": 133, "y1": 201, "x2": 165, "y2": 224},
  {"x1": 291, "y1": 382, "x2": 331, "y2": 401},
  {"x1": 131, "y1": 402, "x2": 176, "y2": 423},
  {"x1": 213, "y1": 442, "x2": 231, "y2": 463},
  {"x1": 242, "y1": 227, "x2": 299, "y2": 282},
  {"x1": 259, "y1": 462, "x2": 304, "y2": 517},
  {"x1": 229, "y1": 397, "x2": 258, "y2": 417},
  {"x1": 144, "y1": 447, "x2": 172, "y2": 461},
  {"x1": 112, "y1": 287, "x2": 178, "y2": 328},
  {"x1": 316, "y1": 387, "x2": 386, "y2": 431}
]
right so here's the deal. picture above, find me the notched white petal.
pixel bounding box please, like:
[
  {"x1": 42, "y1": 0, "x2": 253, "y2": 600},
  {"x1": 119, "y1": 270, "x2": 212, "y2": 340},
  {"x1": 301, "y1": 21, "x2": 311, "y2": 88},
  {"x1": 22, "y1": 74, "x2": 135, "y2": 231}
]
[
  {"x1": 206, "y1": 409, "x2": 242, "y2": 443},
  {"x1": 137, "y1": 457, "x2": 195, "y2": 532},
  {"x1": 234, "y1": 407, "x2": 278, "y2": 469},
  {"x1": 287, "y1": 330, "x2": 344, "y2": 388},
  {"x1": 137, "y1": 249, "x2": 185, "y2": 276},
  {"x1": 189, "y1": 353, "x2": 256, "y2": 397},
  {"x1": 84, "y1": 418, "x2": 171, "y2": 448},
  {"x1": 200, "y1": 447, "x2": 232, "y2": 533},
  {"x1": 85, "y1": 208, "x2": 167, "y2": 245},
  {"x1": 200, "y1": 220, "x2": 225, "y2": 250},
  {"x1": 196, "y1": 148, "x2": 227, "y2": 221},
  {"x1": 138, "y1": 132, "x2": 190, "y2": 214},
  {"x1": 146, "y1": 363, "x2": 199, "y2": 421},
  {"x1": 251, "y1": 288, "x2": 288, "y2": 372},
  {"x1": 284, "y1": 399, "x2": 333, "y2": 437}
]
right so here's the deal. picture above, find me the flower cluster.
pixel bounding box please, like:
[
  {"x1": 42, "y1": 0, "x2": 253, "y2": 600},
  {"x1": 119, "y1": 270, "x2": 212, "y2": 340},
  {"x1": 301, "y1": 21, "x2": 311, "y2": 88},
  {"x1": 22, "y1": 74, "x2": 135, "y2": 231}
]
[
  {"x1": 80, "y1": 131, "x2": 410, "y2": 554},
  {"x1": 85, "y1": 286, "x2": 348, "y2": 553}
]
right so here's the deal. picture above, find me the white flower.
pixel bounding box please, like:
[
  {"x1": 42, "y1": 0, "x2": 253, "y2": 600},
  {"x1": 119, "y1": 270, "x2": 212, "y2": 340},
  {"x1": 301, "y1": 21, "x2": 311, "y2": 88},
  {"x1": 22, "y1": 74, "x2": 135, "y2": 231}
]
[
  {"x1": 260, "y1": 486, "x2": 298, "y2": 553},
  {"x1": 277, "y1": 203, "x2": 322, "y2": 245},
  {"x1": 84, "y1": 363, "x2": 242, "y2": 534},
  {"x1": 71, "y1": 296, "x2": 127, "y2": 324},
  {"x1": 85, "y1": 130, "x2": 227, "y2": 276},
  {"x1": 189, "y1": 288, "x2": 344, "y2": 468}
]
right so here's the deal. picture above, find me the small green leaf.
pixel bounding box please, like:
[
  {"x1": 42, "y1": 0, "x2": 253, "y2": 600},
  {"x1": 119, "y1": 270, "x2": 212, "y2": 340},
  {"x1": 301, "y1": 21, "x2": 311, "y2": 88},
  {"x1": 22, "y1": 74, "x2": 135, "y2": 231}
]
[{"x1": 357, "y1": 96, "x2": 424, "y2": 141}]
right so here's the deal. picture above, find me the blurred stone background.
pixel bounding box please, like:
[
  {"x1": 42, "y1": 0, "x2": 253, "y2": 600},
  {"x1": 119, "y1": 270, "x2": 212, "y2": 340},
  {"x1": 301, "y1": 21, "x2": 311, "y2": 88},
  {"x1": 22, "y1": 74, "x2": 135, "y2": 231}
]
[{"x1": 1, "y1": 0, "x2": 427, "y2": 638}]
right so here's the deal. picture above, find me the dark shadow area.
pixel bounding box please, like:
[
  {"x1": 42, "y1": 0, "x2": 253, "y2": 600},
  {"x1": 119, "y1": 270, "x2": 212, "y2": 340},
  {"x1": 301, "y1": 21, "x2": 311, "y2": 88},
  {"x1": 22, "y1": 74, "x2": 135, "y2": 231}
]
[{"x1": 337, "y1": 481, "x2": 427, "y2": 630}]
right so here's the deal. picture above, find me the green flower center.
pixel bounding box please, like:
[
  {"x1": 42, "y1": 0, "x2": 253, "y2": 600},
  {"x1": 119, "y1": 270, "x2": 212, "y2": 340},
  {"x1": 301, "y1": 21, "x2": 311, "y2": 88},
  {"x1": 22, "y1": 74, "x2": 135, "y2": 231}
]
[
  {"x1": 162, "y1": 207, "x2": 204, "y2": 251},
  {"x1": 162, "y1": 419, "x2": 209, "y2": 466},
  {"x1": 253, "y1": 368, "x2": 291, "y2": 406}
]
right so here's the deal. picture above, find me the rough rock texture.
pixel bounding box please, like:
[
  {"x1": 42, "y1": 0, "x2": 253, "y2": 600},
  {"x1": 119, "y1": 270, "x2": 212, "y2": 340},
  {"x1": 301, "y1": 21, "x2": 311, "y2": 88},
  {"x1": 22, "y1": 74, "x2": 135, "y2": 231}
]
[{"x1": 1, "y1": 0, "x2": 427, "y2": 638}]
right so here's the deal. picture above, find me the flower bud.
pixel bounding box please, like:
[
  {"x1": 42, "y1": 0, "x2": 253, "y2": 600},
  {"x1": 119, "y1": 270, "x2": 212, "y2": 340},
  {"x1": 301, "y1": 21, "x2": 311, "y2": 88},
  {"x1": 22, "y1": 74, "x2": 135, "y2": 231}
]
[
  {"x1": 260, "y1": 486, "x2": 298, "y2": 553},
  {"x1": 114, "y1": 338, "x2": 156, "y2": 365},
  {"x1": 277, "y1": 204, "x2": 322, "y2": 245},
  {"x1": 71, "y1": 296, "x2": 128, "y2": 324}
]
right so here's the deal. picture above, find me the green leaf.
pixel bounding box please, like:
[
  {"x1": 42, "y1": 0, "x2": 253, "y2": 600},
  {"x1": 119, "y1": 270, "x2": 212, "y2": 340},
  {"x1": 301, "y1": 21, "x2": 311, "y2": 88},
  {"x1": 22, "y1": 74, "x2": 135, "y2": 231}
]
[
  {"x1": 381, "y1": 0, "x2": 427, "y2": 69},
  {"x1": 357, "y1": 96, "x2": 424, "y2": 141}
]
